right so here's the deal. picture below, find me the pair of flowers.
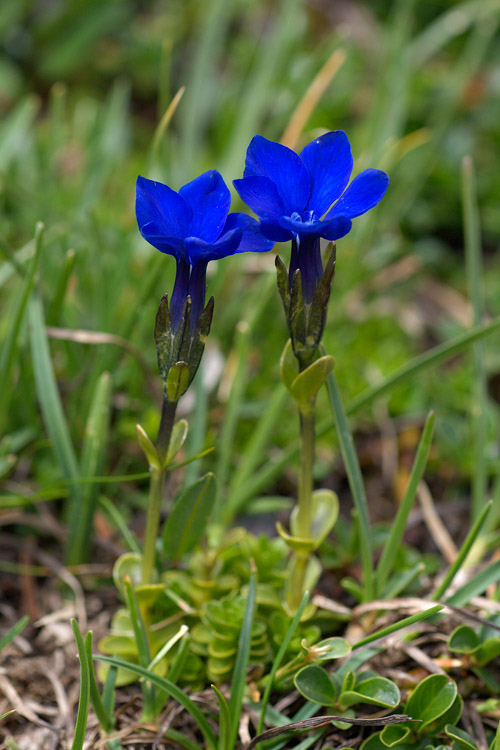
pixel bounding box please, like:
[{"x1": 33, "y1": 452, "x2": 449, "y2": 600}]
[{"x1": 136, "y1": 131, "x2": 389, "y2": 332}]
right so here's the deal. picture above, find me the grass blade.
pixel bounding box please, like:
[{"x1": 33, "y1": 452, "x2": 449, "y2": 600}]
[
  {"x1": 257, "y1": 591, "x2": 310, "y2": 738},
  {"x1": 445, "y1": 559, "x2": 500, "y2": 607},
  {"x1": 82, "y1": 628, "x2": 113, "y2": 733},
  {"x1": 123, "y1": 577, "x2": 155, "y2": 719},
  {"x1": 432, "y1": 500, "x2": 492, "y2": 601},
  {"x1": 0, "y1": 615, "x2": 29, "y2": 652},
  {"x1": 352, "y1": 605, "x2": 443, "y2": 649},
  {"x1": 94, "y1": 655, "x2": 217, "y2": 750},
  {"x1": 98, "y1": 496, "x2": 141, "y2": 554},
  {"x1": 212, "y1": 685, "x2": 231, "y2": 750},
  {"x1": 47, "y1": 248, "x2": 76, "y2": 325},
  {"x1": 375, "y1": 411, "x2": 435, "y2": 596},
  {"x1": 326, "y1": 370, "x2": 373, "y2": 601},
  {"x1": 0, "y1": 222, "x2": 43, "y2": 431},
  {"x1": 228, "y1": 568, "x2": 257, "y2": 749},
  {"x1": 462, "y1": 155, "x2": 488, "y2": 521},
  {"x1": 67, "y1": 371, "x2": 112, "y2": 564},
  {"x1": 70, "y1": 620, "x2": 91, "y2": 750}
]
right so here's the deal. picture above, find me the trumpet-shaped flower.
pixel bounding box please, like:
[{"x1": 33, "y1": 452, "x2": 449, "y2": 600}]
[
  {"x1": 234, "y1": 131, "x2": 389, "y2": 302},
  {"x1": 136, "y1": 170, "x2": 273, "y2": 332}
]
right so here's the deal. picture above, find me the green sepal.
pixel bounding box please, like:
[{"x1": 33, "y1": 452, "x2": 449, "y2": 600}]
[
  {"x1": 308, "y1": 242, "x2": 336, "y2": 347},
  {"x1": 275, "y1": 254, "x2": 290, "y2": 314},
  {"x1": 136, "y1": 423, "x2": 161, "y2": 469},
  {"x1": 166, "y1": 361, "x2": 189, "y2": 401}
]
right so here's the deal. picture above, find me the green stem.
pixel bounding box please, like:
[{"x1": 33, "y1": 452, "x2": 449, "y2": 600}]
[
  {"x1": 297, "y1": 406, "x2": 315, "y2": 538},
  {"x1": 141, "y1": 396, "x2": 178, "y2": 585}
]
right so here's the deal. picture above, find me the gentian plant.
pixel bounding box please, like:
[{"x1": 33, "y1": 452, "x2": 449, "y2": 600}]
[
  {"x1": 235, "y1": 131, "x2": 389, "y2": 611},
  {"x1": 135, "y1": 170, "x2": 273, "y2": 584}
]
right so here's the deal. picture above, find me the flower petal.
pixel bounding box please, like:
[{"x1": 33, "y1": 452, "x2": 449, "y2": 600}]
[
  {"x1": 138, "y1": 221, "x2": 187, "y2": 259},
  {"x1": 136, "y1": 175, "x2": 192, "y2": 241},
  {"x1": 179, "y1": 170, "x2": 231, "y2": 242},
  {"x1": 299, "y1": 131, "x2": 353, "y2": 217},
  {"x1": 233, "y1": 175, "x2": 286, "y2": 220},
  {"x1": 185, "y1": 228, "x2": 242, "y2": 264},
  {"x1": 243, "y1": 135, "x2": 310, "y2": 215},
  {"x1": 223, "y1": 213, "x2": 275, "y2": 253},
  {"x1": 279, "y1": 215, "x2": 352, "y2": 241},
  {"x1": 327, "y1": 169, "x2": 389, "y2": 219}
]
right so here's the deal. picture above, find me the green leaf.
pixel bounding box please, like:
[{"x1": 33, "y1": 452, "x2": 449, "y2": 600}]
[
  {"x1": 289, "y1": 355, "x2": 334, "y2": 407},
  {"x1": 70, "y1": 621, "x2": 91, "y2": 750},
  {"x1": 445, "y1": 559, "x2": 500, "y2": 606},
  {"x1": 309, "y1": 637, "x2": 351, "y2": 662},
  {"x1": 341, "y1": 676, "x2": 400, "y2": 709},
  {"x1": 211, "y1": 685, "x2": 231, "y2": 750},
  {"x1": 380, "y1": 724, "x2": 411, "y2": 747},
  {"x1": 136, "y1": 424, "x2": 161, "y2": 469},
  {"x1": 95, "y1": 655, "x2": 217, "y2": 750},
  {"x1": 294, "y1": 665, "x2": 337, "y2": 706},
  {"x1": 280, "y1": 338, "x2": 297, "y2": 392},
  {"x1": 375, "y1": 411, "x2": 434, "y2": 596},
  {"x1": 0, "y1": 615, "x2": 29, "y2": 652},
  {"x1": 162, "y1": 473, "x2": 217, "y2": 561},
  {"x1": 474, "y1": 638, "x2": 500, "y2": 666},
  {"x1": 405, "y1": 674, "x2": 457, "y2": 732},
  {"x1": 228, "y1": 569, "x2": 257, "y2": 749},
  {"x1": 165, "y1": 419, "x2": 189, "y2": 465},
  {"x1": 448, "y1": 625, "x2": 479, "y2": 654},
  {"x1": 276, "y1": 522, "x2": 316, "y2": 554},
  {"x1": 112, "y1": 552, "x2": 143, "y2": 595},
  {"x1": 166, "y1": 361, "x2": 190, "y2": 401},
  {"x1": 291, "y1": 489, "x2": 339, "y2": 547},
  {"x1": 445, "y1": 725, "x2": 478, "y2": 750}
]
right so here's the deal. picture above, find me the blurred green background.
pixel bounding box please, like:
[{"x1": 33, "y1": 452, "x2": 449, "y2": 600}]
[{"x1": 1, "y1": 0, "x2": 500, "y2": 537}]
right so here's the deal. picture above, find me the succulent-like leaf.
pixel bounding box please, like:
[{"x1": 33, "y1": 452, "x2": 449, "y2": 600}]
[
  {"x1": 379, "y1": 724, "x2": 411, "y2": 747},
  {"x1": 405, "y1": 674, "x2": 458, "y2": 732},
  {"x1": 306, "y1": 636, "x2": 351, "y2": 662},
  {"x1": 275, "y1": 521, "x2": 316, "y2": 554},
  {"x1": 340, "y1": 676, "x2": 400, "y2": 709},
  {"x1": 112, "y1": 552, "x2": 143, "y2": 595},
  {"x1": 445, "y1": 725, "x2": 478, "y2": 750}
]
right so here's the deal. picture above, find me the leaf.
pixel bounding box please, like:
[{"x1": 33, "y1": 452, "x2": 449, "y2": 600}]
[
  {"x1": 308, "y1": 637, "x2": 351, "y2": 662},
  {"x1": 70, "y1": 621, "x2": 91, "y2": 750},
  {"x1": 448, "y1": 625, "x2": 479, "y2": 654},
  {"x1": 294, "y1": 665, "x2": 337, "y2": 706},
  {"x1": 112, "y1": 552, "x2": 143, "y2": 595},
  {"x1": 445, "y1": 725, "x2": 478, "y2": 750},
  {"x1": 276, "y1": 522, "x2": 316, "y2": 554},
  {"x1": 165, "y1": 419, "x2": 189, "y2": 465},
  {"x1": 290, "y1": 489, "x2": 339, "y2": 547},
  {"x1": 405, "y1": 674, "x2": 457, "y2": 732},
  {"x1": 0, "y1": 615, "x2": 29, "y2": 653},
  {"x1": 162, "y1": 473, "x2": 217, "y2": 561},
  {"x1": 280, "y1": 339, "x2": 297, "y2": 392},
  {"x1": 380, "y1": 724, "x2": 411, "y2": 747},
  {"x1": 136, "y1": 424, "x2": 161, "y2": 469},
  {"x1": 211, "y1": 685, "x2": 231, "y2": 750},
  {"x1": 289, "y1": 355, "x2": 334, "y2": 408},
  {"x1": 341, "y1": 676, "x2": 400, "y2": 709}
]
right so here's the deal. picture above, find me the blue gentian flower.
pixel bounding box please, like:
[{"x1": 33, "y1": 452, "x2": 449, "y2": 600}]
[
  {"x1": 234, "y1": 131, "x2": 389, "y2": 302},
  {"x1": 136, "y1": 170, "x2": 273, "y2": 332}
]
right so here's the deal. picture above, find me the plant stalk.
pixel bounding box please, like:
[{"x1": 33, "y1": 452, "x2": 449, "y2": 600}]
[
  {"x1": 141, "y1": 395, "x2": 178, "y2": 585},
  {"x1": 297, "y1": 406, "x2": 315, "y2": 538}
]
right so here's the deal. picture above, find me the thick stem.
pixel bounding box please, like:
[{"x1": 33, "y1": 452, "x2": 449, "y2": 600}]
[
  {"x1": 141, "y1": 396, "x2": 178, "y2": 585},
  {"x1": 296, "y1": 406, "x2": 315, "y2": 539}
]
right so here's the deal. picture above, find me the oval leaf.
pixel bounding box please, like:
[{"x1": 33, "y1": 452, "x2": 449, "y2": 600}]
[
  {"x1": 294, "y1": 664, "x2": 337, "y2": 706},
  {"x1": 380, "y1": 724, "x2": 411, "y2": 747},
  {"x1": 162, "y1": 473, "x2": 217, "y2": 561},
  {"x1": 445, "y1": 725, "x2": 478, "y2": 750},
  {"x1": 341, "y1": 676, "x2": 400, "y2": 709},
  {"x1": 405, "y1": 674, "x2": 457, "y2": 731},
  {"x1": 291, "y1": 489, "x2": 338, "y2": 547},
  {"x1": 309, "y1": 637, "x2": 351, "y2": 662},
  {"x1": 112, "y1": 552, "x2": 143, "y2": 595},
  {"x1": 448, "y1": 625, "x2": 479, "y2": 654},
  {"x1": 276, "y1": 522, "x2": 316, "y2": 554}
]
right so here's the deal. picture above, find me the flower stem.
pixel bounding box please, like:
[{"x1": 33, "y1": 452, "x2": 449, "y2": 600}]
[
  {"x1": 296, "y1": 405, "x2": 315, "y2": 539},
  {"x1": 141, "y1": 395, "x2": 178, "y2": 585}
]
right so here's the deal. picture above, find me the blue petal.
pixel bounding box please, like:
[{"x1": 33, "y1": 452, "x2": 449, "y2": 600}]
[
  {"x1": 179, "y1": 170, "x2": 231, "y2": 243},
  {"x1": 138, "y1": 221, "x2": 187, "y2": 260},
  {"x1": 243, "y1": 135, "x2": 310, "y2": 215},
  {"x1": 279, "y1": 215, "x2": 352, "y2": 241},
  {"x1": 223, "y1": 213, "x2": 275, "y2": 253},
  {"x1": 300, "y1": 131, "x2": 353, "y2": 217},
  {"x1": 233, "y1": 175, "x2": 286, "y2": 220},
  {"x1": 136, "y1": 175, "x2": 192, "y2": 241},
  {"x1": 327, "y1": 169, "x2": 389, "y2": 219},
  {"x1": 185, "y1": 227, "x2": 242, "y2": 264},
  {"x1": 259, "y1": 220, "x2": 294, "y2": 243}
]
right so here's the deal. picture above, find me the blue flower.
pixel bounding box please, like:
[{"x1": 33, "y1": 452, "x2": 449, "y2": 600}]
[
  {"x1": 234, "y1": 131, "x2": 389, "y2": 301},
  {"x1": 136, "y1": 170, "x2": 273, "y2": 332}
]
